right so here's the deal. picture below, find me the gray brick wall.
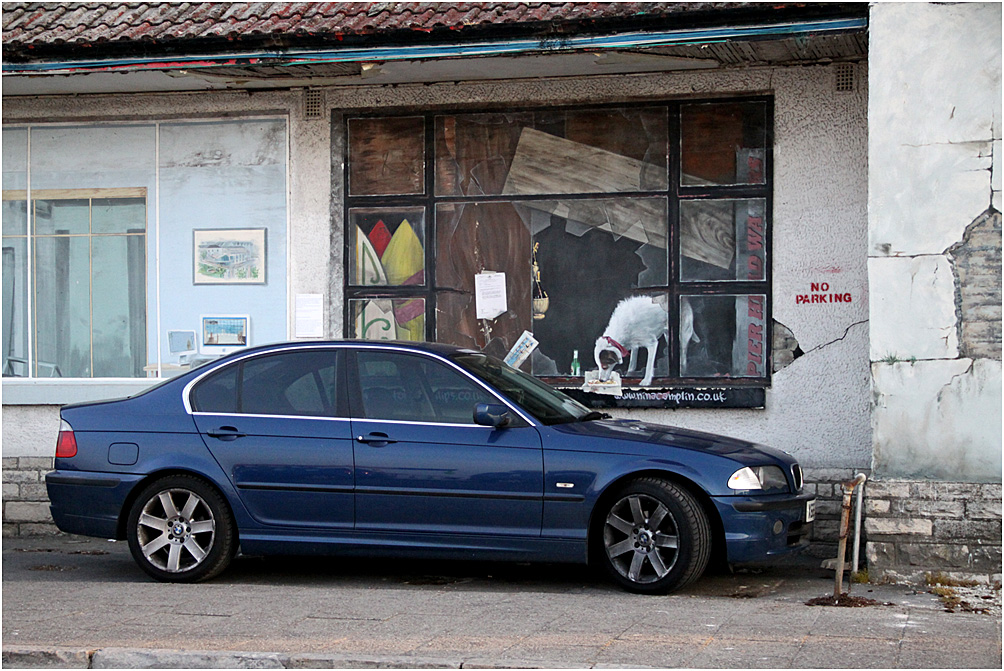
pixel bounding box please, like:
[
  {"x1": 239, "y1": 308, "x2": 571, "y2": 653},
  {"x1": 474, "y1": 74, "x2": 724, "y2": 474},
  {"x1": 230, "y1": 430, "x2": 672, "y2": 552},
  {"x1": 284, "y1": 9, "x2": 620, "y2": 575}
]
[
  {"x1": 865, "y1": 480, "x2": 1002, "y2": 584},
  {"x1": 2, "y1": 457, "x2": 60, "y2": 537},
  {"x1": 802, "y1": 468, "x2": 871, "y2": 559},
  {"x1": 949, "y1": 208, "x2": 1002, "y2": 361}
]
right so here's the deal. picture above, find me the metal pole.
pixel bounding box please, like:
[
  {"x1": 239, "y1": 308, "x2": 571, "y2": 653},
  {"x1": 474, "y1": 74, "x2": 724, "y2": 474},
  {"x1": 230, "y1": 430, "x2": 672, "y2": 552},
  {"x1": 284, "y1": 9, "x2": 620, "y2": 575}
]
[
  {"x1": 851, "y1": 476, "x2": 866, "y2": 576},
  {"x1": 834, "y1": 473, "x2": 867, "y2": 599}
]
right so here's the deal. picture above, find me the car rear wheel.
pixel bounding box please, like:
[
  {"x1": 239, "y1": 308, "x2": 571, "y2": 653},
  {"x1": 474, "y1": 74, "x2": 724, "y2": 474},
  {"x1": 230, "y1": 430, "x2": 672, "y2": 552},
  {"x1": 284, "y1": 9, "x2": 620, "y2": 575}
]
[
  {"x1": 126, "y1": 475, "x2": 235, "y2": 583},
  {"x1": 597, "y1": 477, "x2": 711, "y2": 594}
]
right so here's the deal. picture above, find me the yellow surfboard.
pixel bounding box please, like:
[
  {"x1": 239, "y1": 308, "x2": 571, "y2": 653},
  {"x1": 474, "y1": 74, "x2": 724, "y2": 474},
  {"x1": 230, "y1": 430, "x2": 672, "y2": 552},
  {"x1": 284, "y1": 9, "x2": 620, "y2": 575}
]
[{"x1": 380, "y1": 219, "x2": 425, "y2": 340}]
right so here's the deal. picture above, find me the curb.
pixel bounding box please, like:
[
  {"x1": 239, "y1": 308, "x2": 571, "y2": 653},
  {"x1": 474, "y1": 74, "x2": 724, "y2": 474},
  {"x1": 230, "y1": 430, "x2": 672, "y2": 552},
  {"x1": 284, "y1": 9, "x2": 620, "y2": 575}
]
[{"x1": 1, "y1": 647, "x2": 617, "y2": 669}]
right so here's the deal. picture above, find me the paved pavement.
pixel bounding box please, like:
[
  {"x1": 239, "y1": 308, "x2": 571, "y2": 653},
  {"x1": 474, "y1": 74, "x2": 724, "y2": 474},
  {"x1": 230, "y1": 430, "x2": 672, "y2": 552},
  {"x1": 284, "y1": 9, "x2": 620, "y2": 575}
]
[{"x1": 2, "y1": 534, "x2": 1001, "y2": 669}]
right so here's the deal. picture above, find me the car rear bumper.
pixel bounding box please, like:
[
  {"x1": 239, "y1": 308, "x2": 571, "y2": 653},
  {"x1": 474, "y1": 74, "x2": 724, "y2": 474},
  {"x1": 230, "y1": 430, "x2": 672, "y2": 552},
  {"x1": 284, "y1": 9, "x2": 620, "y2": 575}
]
[
  {"x1": 46, "y1": 470, "x2": 144, "y2": 539},
  {"x1": 712, "y1": 492, "x2": 816, "y2": 564}
]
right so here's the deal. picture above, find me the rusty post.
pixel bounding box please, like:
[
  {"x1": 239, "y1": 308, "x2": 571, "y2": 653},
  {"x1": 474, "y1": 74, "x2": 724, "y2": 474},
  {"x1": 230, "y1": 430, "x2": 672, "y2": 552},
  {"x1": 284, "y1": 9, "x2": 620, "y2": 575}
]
[{"x1": 834, "y1": 473, "x2": 867, "y2": 600}]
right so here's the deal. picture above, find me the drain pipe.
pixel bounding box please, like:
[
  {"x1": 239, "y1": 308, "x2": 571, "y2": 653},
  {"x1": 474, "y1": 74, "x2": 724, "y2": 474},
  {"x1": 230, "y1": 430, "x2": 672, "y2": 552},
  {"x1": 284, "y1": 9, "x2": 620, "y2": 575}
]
[
  {"x1": 851, "y1": 476, "x2": 866, "y2": 576},
  {"x1": 834, "y1": 473, "x2": 867, "y2": 599}
]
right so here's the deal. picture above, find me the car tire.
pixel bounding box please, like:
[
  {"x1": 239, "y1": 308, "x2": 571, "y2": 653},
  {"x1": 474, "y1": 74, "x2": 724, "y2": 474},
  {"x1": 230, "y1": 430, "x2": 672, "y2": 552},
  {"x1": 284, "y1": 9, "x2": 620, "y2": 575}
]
[
  {"x1": 126, "y1": 475, "x2": 235, "y2": 583},
  {"x1": 596, "y1": 477, "x2": 711, "y2": 594}
]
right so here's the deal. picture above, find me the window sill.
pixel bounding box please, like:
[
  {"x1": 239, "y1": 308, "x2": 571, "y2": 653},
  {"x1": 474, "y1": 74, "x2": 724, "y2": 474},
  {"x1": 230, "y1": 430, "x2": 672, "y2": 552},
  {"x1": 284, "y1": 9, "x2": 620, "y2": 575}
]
[{"x1": 1, "y1": 378, "x2": 159, "y2": 406}]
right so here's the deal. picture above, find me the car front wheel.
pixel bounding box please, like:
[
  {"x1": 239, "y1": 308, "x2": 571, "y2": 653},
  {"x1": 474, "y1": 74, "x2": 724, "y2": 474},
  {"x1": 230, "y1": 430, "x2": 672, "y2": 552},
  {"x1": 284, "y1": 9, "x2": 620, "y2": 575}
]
[
  {"x1": 597, "y1": 477, "x2": 711, "y2": 594},
  {"x1": 126, "y1": 475, "x2": 235, "y2": 583}
]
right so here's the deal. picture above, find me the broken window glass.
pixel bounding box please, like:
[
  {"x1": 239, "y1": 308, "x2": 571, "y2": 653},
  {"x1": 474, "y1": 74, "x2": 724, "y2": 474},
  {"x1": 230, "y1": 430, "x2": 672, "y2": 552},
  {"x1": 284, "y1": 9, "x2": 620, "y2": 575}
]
[
  {"x1": 434, "y1": 201, "x2": 531, "y2": 360},
  {"x1": 681, "y1": 294, "x2": 768, "y2": 378},
  {"x1": 681, "y1": 102, "x2": 767, "y2": 186},
  {"x1": 435, "y1": 108, "x2": 668, "y2": 197},
  {"x1": 348, "y1": 117, "x2": 425, "y2": 196},
  {"x1": 522, "y1": 198, "x2": 668, "y2": 378},
  {"x1": 345, "y1": 99, "x2": 771, "y2": 390},
  {"x1": 680, "y1": 199, "x2": 767, "y2": 282},
  {"x1": 348, "y1": 207, "x2": 426, "y2": 287}
]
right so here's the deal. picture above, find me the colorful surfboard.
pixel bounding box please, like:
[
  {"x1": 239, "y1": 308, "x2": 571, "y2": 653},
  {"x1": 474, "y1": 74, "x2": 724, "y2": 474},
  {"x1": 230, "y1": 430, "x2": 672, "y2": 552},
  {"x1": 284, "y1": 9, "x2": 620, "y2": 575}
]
[
  {"x1": 354, "y1": 299, "x2": 396, "y2": 340},
  {"x1": 380, "y1": 219, "x2": 425, "y2": 340},
  {"x1": 355, "y1": 225, "x2": 388, "y2": 286}
]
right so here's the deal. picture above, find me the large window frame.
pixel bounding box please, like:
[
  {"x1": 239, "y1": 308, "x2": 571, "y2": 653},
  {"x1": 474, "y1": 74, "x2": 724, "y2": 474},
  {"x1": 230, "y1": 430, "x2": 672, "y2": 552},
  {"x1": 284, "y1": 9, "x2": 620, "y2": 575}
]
[
  {"x1": 2, "y1": 116, "x2": 290, "y2": 400},
  {"x1": 343, "y1": 97, "x2": 773, "y2": 400},
  {"x1": 2, "y1": 188, "x2": 148, "y2": 378}
]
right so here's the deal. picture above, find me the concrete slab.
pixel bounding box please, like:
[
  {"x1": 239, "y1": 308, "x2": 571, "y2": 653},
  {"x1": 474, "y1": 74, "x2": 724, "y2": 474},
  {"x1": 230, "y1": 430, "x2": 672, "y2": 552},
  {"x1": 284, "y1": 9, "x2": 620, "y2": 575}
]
[{"x1": 3, "y1": 534, "x2": 1001, "y2": 669}]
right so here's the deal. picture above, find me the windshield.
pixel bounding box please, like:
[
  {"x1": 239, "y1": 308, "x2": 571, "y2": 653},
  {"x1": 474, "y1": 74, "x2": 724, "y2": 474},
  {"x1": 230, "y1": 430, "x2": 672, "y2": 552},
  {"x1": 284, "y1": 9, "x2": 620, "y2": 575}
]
[{"x1": 451, "y1": 352, "x2": 591, "y2": 425}]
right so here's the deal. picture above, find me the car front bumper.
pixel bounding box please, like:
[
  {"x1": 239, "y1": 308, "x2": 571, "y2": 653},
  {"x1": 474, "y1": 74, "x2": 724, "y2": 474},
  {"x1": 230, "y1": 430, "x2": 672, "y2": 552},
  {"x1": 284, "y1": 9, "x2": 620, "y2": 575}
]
[{"x1": 711, "y1": 492, "x2": 816, "y2": 564}]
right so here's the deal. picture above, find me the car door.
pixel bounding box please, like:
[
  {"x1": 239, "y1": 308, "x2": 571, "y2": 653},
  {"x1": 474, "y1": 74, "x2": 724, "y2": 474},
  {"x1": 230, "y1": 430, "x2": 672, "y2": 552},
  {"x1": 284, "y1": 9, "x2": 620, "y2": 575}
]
[
  {"x1": 349, "y1": 348, "x2": 544, "y2": 537},
  {"x1": 191, "y1": 348, "x2": 355, "y2": 529}
]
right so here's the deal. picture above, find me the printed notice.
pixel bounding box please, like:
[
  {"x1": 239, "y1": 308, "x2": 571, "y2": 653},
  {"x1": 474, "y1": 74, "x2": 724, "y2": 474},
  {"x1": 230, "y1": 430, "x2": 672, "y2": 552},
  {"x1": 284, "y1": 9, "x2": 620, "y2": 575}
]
[
  {"x1": 504, "y1": 330, "x2": 539, "y2": 368},
  {"x1": 295, "y1": 294, "x2": 324, "y2": 338},
  {"x1": 475, "y1": 271, "x2": 507, "y2": 320}
]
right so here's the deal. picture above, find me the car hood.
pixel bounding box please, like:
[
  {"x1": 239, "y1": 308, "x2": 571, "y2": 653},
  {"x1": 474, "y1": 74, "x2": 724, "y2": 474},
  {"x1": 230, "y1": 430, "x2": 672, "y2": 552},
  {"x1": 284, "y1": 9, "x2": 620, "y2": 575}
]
[{"x1": 549, "y1": 418, "x2": 795, "y2": 466}]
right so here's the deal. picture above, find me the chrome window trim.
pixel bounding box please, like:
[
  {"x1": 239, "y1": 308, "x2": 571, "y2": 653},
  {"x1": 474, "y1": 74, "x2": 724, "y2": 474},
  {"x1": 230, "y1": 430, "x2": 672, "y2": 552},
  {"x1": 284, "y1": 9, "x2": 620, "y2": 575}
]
[
  {"x1": 192, "y1": 411, "x2": 351, "y2": 423},
  {"x1": 349, "y1": 417, "x2": 498, "y2": 429},
  {"x1": 182, "y1": 343, "x2": 539, "y2": 428}
]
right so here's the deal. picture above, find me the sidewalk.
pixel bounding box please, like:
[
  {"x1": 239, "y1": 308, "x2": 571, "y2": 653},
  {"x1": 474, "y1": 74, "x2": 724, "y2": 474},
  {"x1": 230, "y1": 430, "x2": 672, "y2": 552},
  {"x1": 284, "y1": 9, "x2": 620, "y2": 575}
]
[{"x1": 3, "y1": 534, "x2": 1001, "y2": 669}]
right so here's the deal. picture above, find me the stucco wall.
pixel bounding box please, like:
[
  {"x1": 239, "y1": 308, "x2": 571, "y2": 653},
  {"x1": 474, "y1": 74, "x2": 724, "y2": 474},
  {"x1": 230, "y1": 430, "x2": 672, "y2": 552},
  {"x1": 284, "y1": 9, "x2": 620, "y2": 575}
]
[
  {"x1": 868, "y1": 2, "x2": 1002, "y2": 482},
  {"x1": 2, "y1": 64, "x2": 870, "y2": 474}
]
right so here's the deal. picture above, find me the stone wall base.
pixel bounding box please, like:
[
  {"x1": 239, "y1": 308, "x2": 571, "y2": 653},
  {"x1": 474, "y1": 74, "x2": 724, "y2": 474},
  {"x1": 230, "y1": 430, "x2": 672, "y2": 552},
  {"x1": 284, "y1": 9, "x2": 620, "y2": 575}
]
[
  {"x1": 2, "y1": 457, "x2": 60, "y2": 537},
  {"x1": 802, "y1": 468, "x2": 871, "y2": 560},
  {"x1": 865, "y1": 479, "x2": 1002, "y2": 584},
  {"x1": 12, "y1": 463, "x2": 999, "y2": 586}
]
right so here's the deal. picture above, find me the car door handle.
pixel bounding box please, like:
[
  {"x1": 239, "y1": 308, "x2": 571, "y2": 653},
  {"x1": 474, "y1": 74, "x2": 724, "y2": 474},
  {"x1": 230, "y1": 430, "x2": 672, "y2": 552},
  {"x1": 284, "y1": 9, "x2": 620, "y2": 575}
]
[
  {"x1": 207, "y1": 426, "x2": 246, "y2": 441},
  {"x1": 356, "y1": 432, "x2": 396, "y2": 447}
]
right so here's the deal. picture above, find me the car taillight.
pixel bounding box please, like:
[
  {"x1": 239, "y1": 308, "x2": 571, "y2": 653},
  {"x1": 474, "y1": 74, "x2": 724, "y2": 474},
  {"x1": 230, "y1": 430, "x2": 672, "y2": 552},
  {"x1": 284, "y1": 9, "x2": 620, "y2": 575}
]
[{"x1": 55, "y1": 419, "x2": 77, "y2": 458}]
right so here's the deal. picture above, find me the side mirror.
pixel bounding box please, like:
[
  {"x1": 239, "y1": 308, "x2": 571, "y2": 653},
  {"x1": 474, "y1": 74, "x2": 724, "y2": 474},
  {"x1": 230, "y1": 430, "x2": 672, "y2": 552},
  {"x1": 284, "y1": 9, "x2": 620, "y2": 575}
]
[{"x1": 474, "y1": 403, "x2": 512, "y2": 429}]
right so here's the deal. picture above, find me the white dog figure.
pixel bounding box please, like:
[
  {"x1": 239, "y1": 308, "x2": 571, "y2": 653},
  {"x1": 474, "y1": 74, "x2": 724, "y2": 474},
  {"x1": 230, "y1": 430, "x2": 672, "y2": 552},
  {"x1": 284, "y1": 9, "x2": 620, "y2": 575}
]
[{"x1": 594, "y1": 296, "x2": 668, "y2": 386}]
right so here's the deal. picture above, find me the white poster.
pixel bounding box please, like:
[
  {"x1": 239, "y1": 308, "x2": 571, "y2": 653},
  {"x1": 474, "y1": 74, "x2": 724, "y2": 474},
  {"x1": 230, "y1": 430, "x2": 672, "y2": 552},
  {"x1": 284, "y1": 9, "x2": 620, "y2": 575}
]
[
  {"x1": 295, "y1": 294, "x2": 324, "y2": 338},
  {"x1": 475, "y1": 271, "x2": 507, "y2": 320}
]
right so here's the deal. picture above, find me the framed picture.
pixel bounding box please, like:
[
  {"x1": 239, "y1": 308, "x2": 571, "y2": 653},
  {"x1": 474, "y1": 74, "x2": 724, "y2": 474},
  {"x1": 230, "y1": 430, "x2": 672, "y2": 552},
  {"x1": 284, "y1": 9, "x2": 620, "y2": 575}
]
[
  {"x1": 193, "y1": 228, "x2": 266, "y2": 285},
  {"x1": 200, "y1": 315, "x2": 250, "y2": 355}
]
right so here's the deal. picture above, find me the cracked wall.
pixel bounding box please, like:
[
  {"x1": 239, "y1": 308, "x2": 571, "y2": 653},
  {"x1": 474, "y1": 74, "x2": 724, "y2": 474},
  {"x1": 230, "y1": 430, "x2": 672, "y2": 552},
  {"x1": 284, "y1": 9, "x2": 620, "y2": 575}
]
[{"x1": 869, "y1": 2, "x2": 1002, "y2": 482}]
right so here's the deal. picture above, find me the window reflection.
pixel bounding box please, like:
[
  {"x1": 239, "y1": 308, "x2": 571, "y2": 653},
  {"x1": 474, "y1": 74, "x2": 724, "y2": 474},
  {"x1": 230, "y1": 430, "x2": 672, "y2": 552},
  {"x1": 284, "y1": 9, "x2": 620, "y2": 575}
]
[
  {"x1": 681, "y1": 294, "x2": 767, "y2": 378},
  {"x1": 435, "y1": 108, "x2": 668, "y2": 197},
  {"x1": 680, "y1": 199, "x2": 767, "y2": 282},
  {"x1": 348, "y1": 117, "x2": 425, "y2": 196},
  {"x1": 681, "y1": 102, "x2": 767, "y2": 186}
]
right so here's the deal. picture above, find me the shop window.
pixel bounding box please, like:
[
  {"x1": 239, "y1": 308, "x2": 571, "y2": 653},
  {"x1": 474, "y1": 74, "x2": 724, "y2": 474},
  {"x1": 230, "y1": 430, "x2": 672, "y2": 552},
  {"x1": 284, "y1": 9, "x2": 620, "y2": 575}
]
[
  {"x1": 343, "y1": 100, "x2": 772, "y2": 398},
  {"x1": 3, "y1": 190, "x2": 146, "y2": 377},
  {"x1": 2, "y1": 120, "x2": 288, "y2": 381}
]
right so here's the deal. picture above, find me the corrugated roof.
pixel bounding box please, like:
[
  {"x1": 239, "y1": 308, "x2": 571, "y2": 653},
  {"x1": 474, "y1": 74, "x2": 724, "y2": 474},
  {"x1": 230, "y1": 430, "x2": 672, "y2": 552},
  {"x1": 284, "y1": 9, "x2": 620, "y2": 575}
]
[{"x1": 3, "y1": 2, "x2": 748, "y2": 50}]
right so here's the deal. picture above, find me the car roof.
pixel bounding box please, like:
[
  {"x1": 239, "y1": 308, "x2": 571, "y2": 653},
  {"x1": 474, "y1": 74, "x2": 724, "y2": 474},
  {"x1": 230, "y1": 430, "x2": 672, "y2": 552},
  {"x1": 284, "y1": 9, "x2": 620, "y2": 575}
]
[{"x1": 208, "y1": 339, "x2": 479, "y2": 363}]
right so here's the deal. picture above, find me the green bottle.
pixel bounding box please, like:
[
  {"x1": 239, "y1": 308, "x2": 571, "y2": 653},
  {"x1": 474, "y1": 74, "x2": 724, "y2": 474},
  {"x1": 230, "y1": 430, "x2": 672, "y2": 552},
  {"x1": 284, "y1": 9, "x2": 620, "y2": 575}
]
[{"x1": 570, "y1": 350, "x2": 581, "y2": 376}]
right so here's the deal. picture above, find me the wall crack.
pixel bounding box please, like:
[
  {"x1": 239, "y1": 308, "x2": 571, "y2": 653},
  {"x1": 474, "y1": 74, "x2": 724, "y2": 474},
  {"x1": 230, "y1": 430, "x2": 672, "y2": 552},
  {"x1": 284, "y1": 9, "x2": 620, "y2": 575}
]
[{"x1": 802, "y1": 319, "x2": 868, "y2": 358}]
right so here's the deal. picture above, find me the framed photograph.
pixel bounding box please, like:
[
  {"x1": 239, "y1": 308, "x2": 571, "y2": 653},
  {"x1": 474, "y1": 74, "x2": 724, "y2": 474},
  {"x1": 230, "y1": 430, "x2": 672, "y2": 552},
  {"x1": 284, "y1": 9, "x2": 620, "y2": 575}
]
[{"x1": 193, "y1": 228, "x2": 266, "y2": 285}]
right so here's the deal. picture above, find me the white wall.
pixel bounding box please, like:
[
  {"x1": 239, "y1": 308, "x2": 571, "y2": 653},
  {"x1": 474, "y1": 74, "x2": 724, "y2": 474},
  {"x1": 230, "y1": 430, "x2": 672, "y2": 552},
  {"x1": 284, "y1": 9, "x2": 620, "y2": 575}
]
[
  {"x1": 2, "y1": 64, "x2": 870, "y2": 471},
  {"x1": 868, "y1": 2, "x2": 1002, "y2": 481}
]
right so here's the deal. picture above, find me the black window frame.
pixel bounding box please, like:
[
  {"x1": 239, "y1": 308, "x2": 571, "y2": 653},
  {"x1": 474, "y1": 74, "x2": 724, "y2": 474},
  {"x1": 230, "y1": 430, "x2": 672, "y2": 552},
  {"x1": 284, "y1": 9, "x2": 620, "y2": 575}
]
[{"x1": 342, "y1": 97, "x2": 774, "y2": 396}]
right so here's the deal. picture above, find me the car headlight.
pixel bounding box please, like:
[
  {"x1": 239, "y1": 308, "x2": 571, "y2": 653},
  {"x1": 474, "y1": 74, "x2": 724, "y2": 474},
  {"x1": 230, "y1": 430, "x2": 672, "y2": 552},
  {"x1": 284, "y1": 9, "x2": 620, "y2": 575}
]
[{"x1": 728, "y1": 465, "x2": 789, "y2": 492}]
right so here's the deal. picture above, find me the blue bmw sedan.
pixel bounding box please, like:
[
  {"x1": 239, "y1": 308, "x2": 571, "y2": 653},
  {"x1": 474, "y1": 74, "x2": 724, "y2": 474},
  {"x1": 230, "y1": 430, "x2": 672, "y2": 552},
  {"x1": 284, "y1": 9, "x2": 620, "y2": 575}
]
[{"x1": 46, "y1": 341, "x2": 815, "y2": 593}]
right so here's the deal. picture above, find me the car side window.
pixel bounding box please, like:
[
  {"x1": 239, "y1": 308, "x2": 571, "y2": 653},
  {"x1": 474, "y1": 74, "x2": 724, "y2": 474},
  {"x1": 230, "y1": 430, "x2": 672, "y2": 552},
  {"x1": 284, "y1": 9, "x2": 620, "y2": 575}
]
[
  {"x1": 355, "y1": 350, "x2": 496, "y2": 424},
  {"x1": 191, "y1": 350, "x2": 339, "y2": 417},
  {"x1": 242, "y1": 351, "x2": 338, "y2": 417},
  {"x1": 191, "y1": 364, "x2": 239, "y2": 413}
]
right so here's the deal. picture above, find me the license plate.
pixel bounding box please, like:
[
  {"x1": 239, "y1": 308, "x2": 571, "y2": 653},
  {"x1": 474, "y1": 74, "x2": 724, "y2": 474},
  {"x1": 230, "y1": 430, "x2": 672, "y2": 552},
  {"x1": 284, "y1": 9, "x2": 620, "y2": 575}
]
[{"x1": 805, "y1": 499, "x2": 816, "y2": 523}]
